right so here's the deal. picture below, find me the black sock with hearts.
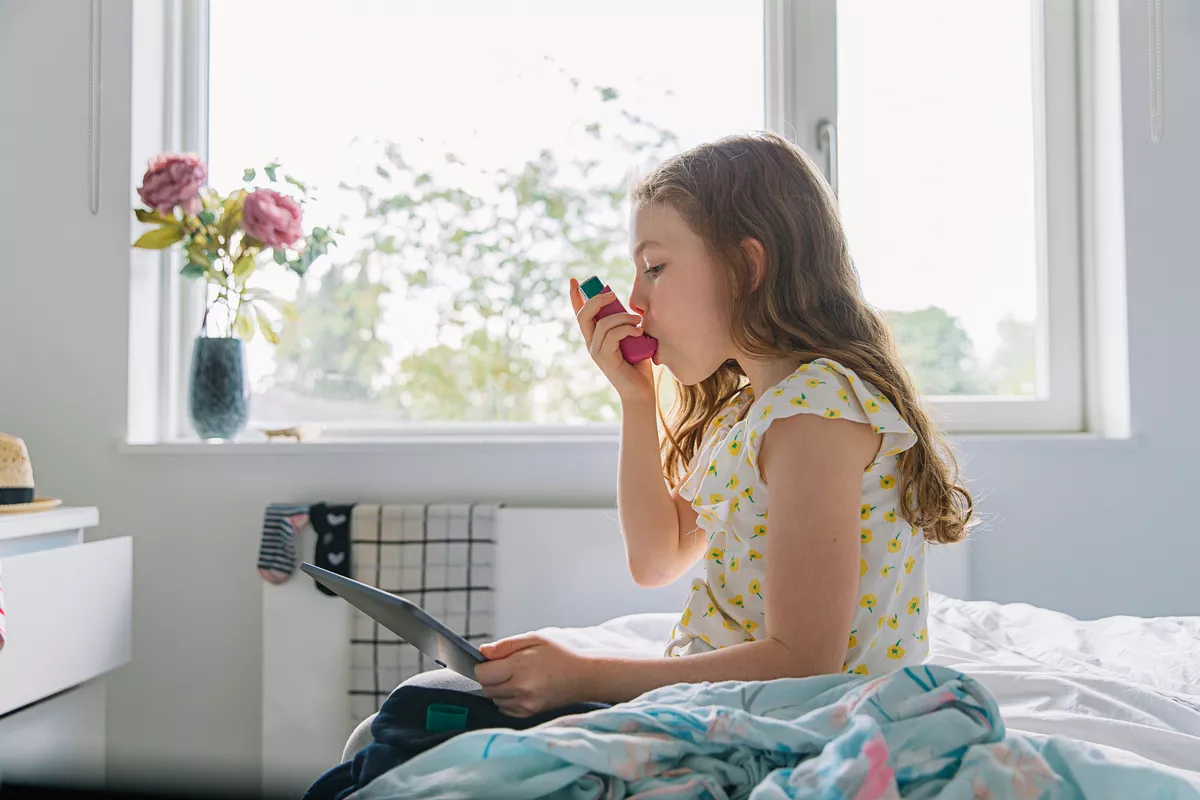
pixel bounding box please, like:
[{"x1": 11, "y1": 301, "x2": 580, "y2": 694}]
[{"x1": 310, "y1": 502, "x2": 355, "y2": 596}]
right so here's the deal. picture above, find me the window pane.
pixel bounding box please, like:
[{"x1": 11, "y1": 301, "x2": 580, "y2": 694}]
[
  {"x1": 836, "y1": 1, "x2": 1039, "y2": 396},
  {"x1": 208, "y1": 0, "x2": 763, "y2": 428}
]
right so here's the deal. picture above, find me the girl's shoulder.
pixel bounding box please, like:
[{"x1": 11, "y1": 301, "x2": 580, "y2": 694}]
[{"x1": 743, "y1": 359, "x2": 918, "y2": 480}]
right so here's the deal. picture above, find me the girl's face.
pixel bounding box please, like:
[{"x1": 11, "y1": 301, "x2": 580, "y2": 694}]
[{"x1": 627, "y1": 203, "x2": 733, "y2": 385}]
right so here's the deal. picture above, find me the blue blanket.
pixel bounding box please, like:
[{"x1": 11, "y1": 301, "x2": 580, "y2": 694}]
[{"x1": 352, "y1": 665, "x2": 1199, "y2": 799}]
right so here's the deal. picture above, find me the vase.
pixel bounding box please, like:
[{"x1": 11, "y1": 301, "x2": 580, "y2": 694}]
[{"x1": 188, "y1": 336, "x2": 249, "y2": 441}]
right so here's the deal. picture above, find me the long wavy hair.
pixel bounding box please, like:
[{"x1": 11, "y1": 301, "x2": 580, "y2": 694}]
[{"x1": 632, "y1": 131, "x2": 973, "y2": 544}]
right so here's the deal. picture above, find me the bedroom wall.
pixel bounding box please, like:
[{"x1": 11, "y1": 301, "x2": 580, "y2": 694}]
[{"x1": 0, "y1": 0, "x2": 1195, "y2": 794}]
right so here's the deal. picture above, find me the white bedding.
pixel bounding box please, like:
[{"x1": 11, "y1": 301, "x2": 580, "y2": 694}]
[{"x1": 535, "y1": 592, "x2": 1200, "y2": 778}]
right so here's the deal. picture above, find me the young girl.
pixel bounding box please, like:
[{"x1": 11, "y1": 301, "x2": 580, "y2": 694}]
[{"x1": 474, "y1": 131, "x2": 974, "y2": 718}]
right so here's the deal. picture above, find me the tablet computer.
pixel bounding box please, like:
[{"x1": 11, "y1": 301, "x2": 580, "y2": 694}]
[{"x1": 300, "y1": 562, "x2": 486, "y2": 680}]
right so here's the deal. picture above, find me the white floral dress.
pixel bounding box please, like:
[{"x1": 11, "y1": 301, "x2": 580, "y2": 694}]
[{"x1": 665, "y1": 358, "x2": 930, "y2": 676}]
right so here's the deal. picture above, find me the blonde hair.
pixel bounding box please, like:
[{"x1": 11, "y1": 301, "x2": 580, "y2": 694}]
[{"x1": 632, "y1": 131, "x2": 973, "y2": 544}]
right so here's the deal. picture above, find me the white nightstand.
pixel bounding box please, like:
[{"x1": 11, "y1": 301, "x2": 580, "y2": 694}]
[{"x1": 0, "y1": 507, "x2": 132, "y2": 787}]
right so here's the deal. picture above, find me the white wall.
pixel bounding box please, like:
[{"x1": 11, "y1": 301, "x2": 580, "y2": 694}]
[{"x1": 0, "y1": 0, "x2": 1196, "y2": 794}]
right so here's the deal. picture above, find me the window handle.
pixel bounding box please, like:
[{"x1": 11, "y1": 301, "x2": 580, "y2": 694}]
[{"x1": 816, "y1": 118, "x2": 838, "y2": 198}]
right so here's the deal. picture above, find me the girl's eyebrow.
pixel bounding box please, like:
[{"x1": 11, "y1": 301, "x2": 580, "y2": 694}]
[{"x1": 631, "y1": 239, "x2": 661, "y2": 261}]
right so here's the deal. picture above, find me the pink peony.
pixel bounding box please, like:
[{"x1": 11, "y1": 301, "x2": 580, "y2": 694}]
[
  {"x1": 137, "y1": 153, "x2": 206, "y2": 214},
  {"x1": 242, "y1": 189, "x2": 303, "y2": 249}
]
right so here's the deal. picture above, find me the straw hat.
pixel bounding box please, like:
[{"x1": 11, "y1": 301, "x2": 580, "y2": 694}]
[{"x1": 0, "y1": 433, "x2": 62, "y2": 514}]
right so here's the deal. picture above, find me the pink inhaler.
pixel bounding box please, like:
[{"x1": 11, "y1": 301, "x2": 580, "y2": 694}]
[{"x1": 579, "y1": 275, "x2": 658, "y2": 365}]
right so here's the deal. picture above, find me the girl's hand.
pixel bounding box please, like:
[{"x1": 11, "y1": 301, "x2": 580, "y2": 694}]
[
  {"x1": 475, "y1": 634, "x2": 596, "y2": 718},
  {"x1": 569, "y1": 277, "x2": 655, "y2": 405}
]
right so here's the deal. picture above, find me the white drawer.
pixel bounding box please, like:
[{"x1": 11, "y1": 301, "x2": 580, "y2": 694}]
[{"x1": 0, "y1": 537, "x2": 132, "y2": 716}]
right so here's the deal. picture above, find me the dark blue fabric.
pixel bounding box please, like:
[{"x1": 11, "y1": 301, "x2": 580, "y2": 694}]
[{"x1": 302, "y1": 686, "x2": 609, "y2": 800}]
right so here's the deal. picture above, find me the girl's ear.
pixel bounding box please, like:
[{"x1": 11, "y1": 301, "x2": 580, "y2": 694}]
[{"x1": 741, "y1": 237, "x2": 767, "y2": 291}]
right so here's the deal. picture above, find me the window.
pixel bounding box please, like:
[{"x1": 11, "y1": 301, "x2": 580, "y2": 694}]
[{"x1": 164, "y1": 0, "x2": 1082, "y2": 439}]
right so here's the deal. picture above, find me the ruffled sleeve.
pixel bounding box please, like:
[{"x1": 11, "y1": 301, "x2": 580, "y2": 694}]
[
  {"x1": 676, "y1": 390, "x2": 752, "y2": 503},
  {"x1": 742, "y1": 358, "x2": 918, "y2": 482}
]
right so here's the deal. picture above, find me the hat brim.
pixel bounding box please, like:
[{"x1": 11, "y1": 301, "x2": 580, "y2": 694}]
[{"x1": 0, "y1": 497, "x2": 63, "y2": 514}]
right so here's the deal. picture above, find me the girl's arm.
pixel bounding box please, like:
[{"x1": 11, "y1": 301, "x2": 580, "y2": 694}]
[
  {"x1": 617, "y1": 397, "x2": 705, "y2": 588},
  {"x1": 590, "y1": 411, "x2": 877, "y2": 703}
]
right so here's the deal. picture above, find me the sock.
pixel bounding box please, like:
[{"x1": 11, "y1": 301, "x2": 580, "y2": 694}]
[
  {"x1": 257, "y1": 503, "x2": 311, "y2": 584},
  {"x1": 311, "y1": 502, "x2": 354, "y2": 596}
]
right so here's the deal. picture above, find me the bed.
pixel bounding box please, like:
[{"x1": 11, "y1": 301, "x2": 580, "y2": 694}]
[{"x1": 343, "y1": 590, "x2": 1200, "y2": 784}]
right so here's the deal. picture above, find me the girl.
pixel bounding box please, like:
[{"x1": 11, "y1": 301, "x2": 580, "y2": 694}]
[{"x1": 474, "y1": 131, "x2": 974, "y2": 717}]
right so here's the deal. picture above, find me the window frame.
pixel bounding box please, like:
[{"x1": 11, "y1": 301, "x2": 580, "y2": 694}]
[{"x1": 155, "y1": 0, "x2": 1085, "y2": 442}]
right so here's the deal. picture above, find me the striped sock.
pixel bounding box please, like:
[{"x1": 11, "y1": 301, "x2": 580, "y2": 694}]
[{"x1": 257, "y1": 503, "x2": 311, "y2": 583}]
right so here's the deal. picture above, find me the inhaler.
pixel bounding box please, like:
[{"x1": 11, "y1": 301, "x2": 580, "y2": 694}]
[{"x1": 578, "y1": 275, "x2": 658, "y2": 365}]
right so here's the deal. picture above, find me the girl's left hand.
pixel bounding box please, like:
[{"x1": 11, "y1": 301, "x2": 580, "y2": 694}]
[{"x1": 475, "y1": 634, "x2": 596, "y2": 717}]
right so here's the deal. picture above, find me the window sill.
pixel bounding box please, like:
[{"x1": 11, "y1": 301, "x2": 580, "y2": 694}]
[{"x1": 118, "y1": 430, "x2": 622, "y2": 455}]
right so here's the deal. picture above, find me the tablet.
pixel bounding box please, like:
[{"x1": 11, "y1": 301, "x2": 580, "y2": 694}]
[{"x1": 300, "y1": 563, "x2": 486, "y2": 680}]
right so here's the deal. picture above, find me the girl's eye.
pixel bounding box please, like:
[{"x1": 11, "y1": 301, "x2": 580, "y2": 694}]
[{"x1": 644, "y1": 263, "x2": 665, "y2": 277}]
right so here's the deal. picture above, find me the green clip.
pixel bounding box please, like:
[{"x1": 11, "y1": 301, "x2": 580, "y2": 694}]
[{"x1": 426, "y1": 703, "x2": 469, "y2": 732}]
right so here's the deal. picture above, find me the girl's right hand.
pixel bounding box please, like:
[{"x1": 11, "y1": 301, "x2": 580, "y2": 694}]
[{"x1": 569, "y1": 277, "x2": 655, "y2": 405}]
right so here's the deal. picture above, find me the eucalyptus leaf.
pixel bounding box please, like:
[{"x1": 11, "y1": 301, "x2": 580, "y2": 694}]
[
  {"x1": 255, "y1": 305, "x2": 280, "y2": 344},
  {"x1": 243, "y1": 168, "x2": 256, "y2": 182},
  {"x1": 233, "y1": 254, "x2": 256, "y2": 281},
  {"x1": 236, "y1": 309, "x2": 255, "y2": 341},
  {"x1": 264, "y1": 163, "x2": 279, "y2": 182},
  {"x1": 198, "y1": 210, "x2": 217, "y2": 226},
  {"x1": 179, "y1": 263, "x2": 206, "y2": 279},
  {"x1": 132, "y1": 226, "x2": 185, "y2": 249},
  {"x1": 273, "y1": 248, "x2": 288, "y2": 265}
]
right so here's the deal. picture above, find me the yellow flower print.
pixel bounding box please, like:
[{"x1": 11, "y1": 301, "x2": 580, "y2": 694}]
[
  {"x1": 876, "y1": 394, "x2": 891, "y2": 406},
  {"x1": 742, "y1": 486, "x2": 756, "y2": 503},
  {"x1": 888, "y1": 533, "x2": 902, "y2": 553},
  {"x1": 758, "y1": 405, "x2": 774, "y2": 421},
  {"x1": 681, "y1": 608, "x2": 692, "y2": 626},
  {"x1": 871, "y1": 425, "x2": 882, "y2": 434},
  {"x1": 728, "y1": 438, "x2": 743, "y2": 456},
  {"x1": 884, "y1": 448, "x2": 903, "y2": 457},
  {"x1": 708, "y1": 493, "x2": 725, "y2": 504},
  {"x1": 790, "y1": 394, "x2": 810, "y2": 408},
  {"x1": 723, "y1": 617, "x2": 738, "y2": 631},
  {"x1": 711, "y1": 415, "x2": 726, "y2": 429},
  {"x1": 908, "y1": 596, "x2": 922, "y2": 615},
  {"x1": 707, "y1": 548, "x2": 724, "y2": 565},
  {"x1": 797, "y1": 363, "x2": 809, "y2": 372},
  {"x1": 705, "y1": 602, "x2": 717, "y2": 617},
  {"x1": 865, "y1": 398, "x2": 880, "y2": 413},
  {"x1": 692, "y1": 583, "x2": 703, "y2": 592},
  {"x1": 707, "y1": 460, "x2": 718, "y2": 476},
  {"x1": 752, "y1": 524, "x2": 767, "y2": 538},
  {"x1": 880, "y1": 564, "x2": 894, "y2": 577},
  {"x1": 848, "y1": 630, "x2": 858, "y2": 649},
  {"x1": 718, "y1": 572, "x2": 727, "y2": 589},
  {"x1": 877, "y1": 617, "x2": 885, "y2": 630},
  {"x1": 884, "y1": 509, "x2": 897, "y2": 523},
  {"x1": 837, "y1": 388, "x2": 849, "y2": 403},
  {"x1": 742, "y1": 619, "x2": 759, "y2": 634},
  {"x1": 860, "y1": 558, "x2": 868, "y2": 577},
  {"x1": 730, "y1": 594, "x2": 745, "y2": 608},
  {"x1": 824, "y1": 408, "x2": 843, "y2": 419},
  {"x1": 914, "y1": 627, "x2": 927, "y2": 642},
  {"x1": 896, "y1": 580, "x2": 903, "y2": 596},
  {"x1": 729, "y1": 556, "x2": 740, "y2": 573},
  {"x1": 887, "y1": 641, "x2": 906, "y2": 660},
  {"x1": 910, "y1": 524, "x2": 919, "y2": 537},
  {"x1": 749, "y1": 579, "x2": 762, "y2": 599},
  {"x1": 853, "y1": 664, "x2": 869, "y2": 676},
  {"x1": 748, "y1": 549, "x2": 764, "y2": 561},
  {"x1": 861, "y1": 528, "x2": 873, "y2": 544},
  {"x1": 879, "y1": 474, "x2": 897, "y2": 491},
  {"x1": 864, "y1": 460, "x2": 879, "y2": 474},
  {"x1": 773, "y1": 387, "x2": 786, "y2": 396},
  {"x1": 819, "y1": 365, "x2": 835, "y2": 374},
  {"x1": 860, "y1": 594, "x2": 877, "y2": 613},
  {"x1": 861, "y1": 504, "x2": 876, "y2": 521},
  {"x1": 700, "y1": 635, "x2": 712, "y2": 646},
  {"x1": 730, "y1": 497, "x2": 741, "y2": 513},
  {"x1": 904, "y1": 556, "x2": 915, "y2": 575},
  {"x1": 887, "y1": 614, "x2": 899, "y2": 630},
  {"x1": 726, "y1": 473, "x2": 740, "y2": 490},
  {"x1": 805, "y1": 378, "x2": 825, "y2": 388}
]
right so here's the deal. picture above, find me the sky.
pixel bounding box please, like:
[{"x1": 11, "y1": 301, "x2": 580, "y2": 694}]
[{"x1": 208, "y1": 0, "x2": 1038, "y2": 393}]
